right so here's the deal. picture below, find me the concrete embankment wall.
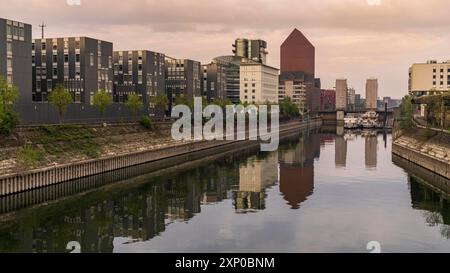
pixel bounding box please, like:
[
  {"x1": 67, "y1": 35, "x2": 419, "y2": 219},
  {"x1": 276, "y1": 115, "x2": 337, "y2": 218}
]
[
  {"x1": 0, "y1": 119, "x2": 322, "y2": 197},
  {"x1": 392, "y1": 142, "x2": 450, "y2": 180}
]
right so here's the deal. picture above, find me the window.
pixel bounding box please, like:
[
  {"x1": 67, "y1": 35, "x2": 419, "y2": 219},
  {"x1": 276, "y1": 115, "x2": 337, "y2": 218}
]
[
  {"x1": 6, "y1": 25, "x2": 12, "y2": 36},
  {"x1": 42, "y1": 42, "x2": 46, "y2": 51},
  {"x1": 6, "y1": 42, "x2": 12, "y2": 54},
  {"x1": 53, "y1": 55, "x2": 58, "y2": 63},
  {"x1": 90, "y1": 53, "x2": 94, "y2": 66},
  {"x1": 64, "y1": 54, "x2": 69, "y2": 63},
  {"x1": 53, "y1": 44, "x2": 57, "y2": 50},
  {"x1": 76, "y1": 54, "x2": 80, "y2": 63}
]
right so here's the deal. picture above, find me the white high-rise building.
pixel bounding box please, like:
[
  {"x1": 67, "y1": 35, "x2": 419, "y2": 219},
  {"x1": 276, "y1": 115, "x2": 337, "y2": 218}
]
[
  {"x1": 409, "y1": 60, "x2": 450, "y2": 96},
  {"x1": 240, "y1": 60, "x2": 279, "y2": 104}
]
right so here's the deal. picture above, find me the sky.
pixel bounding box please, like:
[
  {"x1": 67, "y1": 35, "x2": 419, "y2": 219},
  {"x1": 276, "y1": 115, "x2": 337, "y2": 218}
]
[{"x1": 2, "y1": 0, "x2": 450, "y2": 99}]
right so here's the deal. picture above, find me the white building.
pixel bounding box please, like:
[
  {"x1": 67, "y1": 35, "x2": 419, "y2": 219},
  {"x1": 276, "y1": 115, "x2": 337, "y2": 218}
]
[
  {"x1": 240, "y1": 61, "x2": 279, "y2": 104},
  {"x1": 409, "y1": 60, "x2": 450, "y2": 96}
]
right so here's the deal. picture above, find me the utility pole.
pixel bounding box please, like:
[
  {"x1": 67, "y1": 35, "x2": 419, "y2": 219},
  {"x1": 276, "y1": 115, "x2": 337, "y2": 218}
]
[{"x1": 38, "y1": 22, "x2": 46, "y2": 39}]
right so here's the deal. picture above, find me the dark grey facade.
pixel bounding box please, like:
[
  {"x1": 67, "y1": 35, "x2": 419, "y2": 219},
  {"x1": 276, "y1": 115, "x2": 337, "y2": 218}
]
[
  {"x1": 165, "y1": 57, "x2": 201, "y2": 104},
  {"x1": 232, "y1": 39, "x2": 268, "y2": 65},
  {"x1": 32, "y1": 37, "x2": 113, "y2": 104},
  {"x1": 0, "y1": 18, "x2": 32, "y2": 104},
  {"x1": 202, "y1": 62, "x2": 227, "y2": 102},
  {"x1": 213, "y1": 56, "x2": 243, "y2": 104},
  {"x1": 113, "y1": 50, "x2": 165, "y2": 114}
]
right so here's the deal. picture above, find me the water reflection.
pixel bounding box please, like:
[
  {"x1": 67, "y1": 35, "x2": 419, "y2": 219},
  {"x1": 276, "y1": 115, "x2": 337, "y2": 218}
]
[{"x1": 0, "y1": 130, "x2": 449, "y2": 253}]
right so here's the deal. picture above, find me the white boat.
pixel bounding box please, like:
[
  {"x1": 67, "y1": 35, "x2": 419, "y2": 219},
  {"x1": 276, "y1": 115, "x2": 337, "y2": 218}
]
[
  {"x1": 344, "y1": 116, "x2": 360, "y2": 129},
  {"x1": 361, "y1": 111, "x2": 379, "y2": 129}
]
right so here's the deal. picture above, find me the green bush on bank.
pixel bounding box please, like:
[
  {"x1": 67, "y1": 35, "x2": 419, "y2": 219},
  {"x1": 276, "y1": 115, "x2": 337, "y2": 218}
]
[
  {"x1": 0, "y1": 110, "x2": 19, "y2": 135},
  {"x1": 17, "y1": 144, "x2": 43, "y2": 168},
  {"x1": 140, "y1": 116, "x2": 153, "y2": 130}
]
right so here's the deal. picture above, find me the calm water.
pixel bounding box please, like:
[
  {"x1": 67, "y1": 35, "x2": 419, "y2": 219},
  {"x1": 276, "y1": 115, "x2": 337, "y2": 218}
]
[{"x1": 0, "y1": 129, "x2": 449, "y2": 253}]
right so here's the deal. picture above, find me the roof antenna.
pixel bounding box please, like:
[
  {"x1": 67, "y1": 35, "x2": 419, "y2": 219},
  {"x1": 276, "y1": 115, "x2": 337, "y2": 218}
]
[{"x1": 39, "y1": 22, "x2": 46, "y2": 39}]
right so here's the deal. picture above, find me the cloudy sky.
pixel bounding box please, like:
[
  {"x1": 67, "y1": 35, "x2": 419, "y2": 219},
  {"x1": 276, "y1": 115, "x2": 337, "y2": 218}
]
[{"x1": 2, "y1": 0, "x2": 450, "y2": 98}]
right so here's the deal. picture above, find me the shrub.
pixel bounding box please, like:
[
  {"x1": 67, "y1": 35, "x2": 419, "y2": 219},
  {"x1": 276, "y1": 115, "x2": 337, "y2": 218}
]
[
  {"x1": 0, "y1": 110, "x2": 19, "y2": 135},
  {"x1": 17, "y1": 144, "x2": 43, "y2": 168},
  {"x1": 140, "y1": 116, "x2": 153, "y2": 130}
]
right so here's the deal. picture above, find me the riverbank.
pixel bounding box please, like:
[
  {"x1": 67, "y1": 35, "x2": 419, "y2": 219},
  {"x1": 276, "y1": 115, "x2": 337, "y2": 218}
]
[
  {"x1": 0, "y1": 119, "x2": 322, "y2": 197},
  {"x1": 392, "y1": 127, "x2": 450, "y2": 179}
]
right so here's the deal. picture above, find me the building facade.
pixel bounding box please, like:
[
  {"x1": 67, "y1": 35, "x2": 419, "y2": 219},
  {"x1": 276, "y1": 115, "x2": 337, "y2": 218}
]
[
  {"x1": 347, "y1": 87, "x2": 356, "y2": 111},
  {"x1": 321, "y1": 89, "x2": 336, "y2": 111},
  {"x1": 280, "y1": 28, "x2": 315, "y2": 83},
  {"x1": 32, "y1": 37, "x2": 113, "y2": 104},
  {"x1": 409, "y1": 60, "x2": 450, "y2": 97},
  {"x1": 335, "y1": 79, "x2": 348, "y2": 110},
  {"x1": 366, "y1": 78, "x2": 378, "y2": 110},
  {"x1": 0, "y1": 18, "x2": 32, "y2": 103},
  {"x1": 233, "y1": 38, "x2": 268, "y2": 65},
  {"x1": 279, "y1": 80, "x2": 306, "y2": 112},
  {"x1": 202, "y1": 62, "x2": 227, "y2": 102},
  {"x1": 165, "y1": 57, "x2": 201, "y2": 104},
  {"x1": 213, "y1": 55, "x2": 242, "y2": 103},
  {"x1": 113, "y1": 50, "x2": 165, "y2": 112},
  {"x1": 240, "y1": 61, "x2": 279, "y2": 104}
]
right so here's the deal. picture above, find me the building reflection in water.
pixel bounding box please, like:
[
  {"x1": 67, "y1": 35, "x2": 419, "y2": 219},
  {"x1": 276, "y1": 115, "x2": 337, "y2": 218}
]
[
  {"x1": 233, "y1": 152, "x2": 279, "y2": 213},
  {"x1": 279, "y1": 132, "x2": 319, "y2": 209},
  {"x1": 335, "y1": 132, "x2": 347, "y2": 169},
  {"x1": 410, "y1": 177, "x2": 450, "y2": 239},
  {"x1": 364, "y1": 132, "x2": 378, "y2": 169}
]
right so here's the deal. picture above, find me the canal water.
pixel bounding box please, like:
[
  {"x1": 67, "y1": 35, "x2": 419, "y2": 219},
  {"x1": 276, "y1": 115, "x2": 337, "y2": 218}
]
[{"x1": 0, "y1": 129, "x2": 449, "y2": 253}]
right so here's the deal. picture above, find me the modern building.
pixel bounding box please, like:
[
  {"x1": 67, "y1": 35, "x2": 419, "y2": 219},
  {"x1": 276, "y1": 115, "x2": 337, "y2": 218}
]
[
  {"x1": 213, "y1": 55, "x2": 243, "y2": 103},
  {"x1": 240, "y1": 60, "x2": 279, "y2": 104},
  {"x1": 165, "y1": 57, "x2": 201, "y2": 104},
  {"x1": 366, "y1": 78, "x2": 378, "y2": 110},
  {"x1": 279, "y1": 80, "x2": 306, "y2": 112},
  {"x1": 113, "y1": 50, "x2": 165, "y2": 113},
  {"x1": 233, "y1": 38, "x2": 268, "y2": 65},
  {"x1": 355, "y1": 94, "x2": 366, "y2": 111},
  {"x1": 305, "y1": 83, "x2": 321, "y2": 113},
  {"x1": 320, "y1": 89, "x2": 336, "y2": 111},
  {"x1": 0, "y1": 18, "x2": 32, "y2": 103},
  {"x1": 335, "y1": 79, "x2": 348, "y2": 110},
  {"x1": 32, "y1": 37, "x2": 113, "y2": 104},
  {"x1": 201, "y1": 62, "x2": 227, "y2": 102},
  {"x1": 347, "y1": 87, "x2": 356, "y2": 111},
  {"x1": 409, "y1": 60, "x2": 450, "y2": 97},
  {"x1": 280, "y1": 28, "x2": 315, "y2": 83}
]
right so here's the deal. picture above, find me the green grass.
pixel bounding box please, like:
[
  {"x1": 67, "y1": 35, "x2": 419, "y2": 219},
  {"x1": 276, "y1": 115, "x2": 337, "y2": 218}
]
[
  {"x1": 36, "y1": 125, "x2": 101, "y2": 158},
  {"x1": 17, "y1": 144, "x2": 43, "y2": 168}
]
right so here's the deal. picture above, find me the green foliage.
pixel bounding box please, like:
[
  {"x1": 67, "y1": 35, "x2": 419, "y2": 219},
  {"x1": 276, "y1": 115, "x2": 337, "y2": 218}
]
[
  {"x1": 125, "y1": 93, "x2": 144, "y2": 115},
  {"x1": 0, "y1": 110, "x2": 19, "y2": 135},
  {"x1": 93, "y1": 90, "x2": 113, "y2": 115},
  {"x1": 399, "y1": 95, "x2": 414, "y2": 130},
  {"x1": 38, "y1": 125, "x2": 100, "y2": 158},
  {"x1": 17, "y1": 144, "x2": 43, "y2": 168},
  {"x1": 279, "y1": 97, "x2": 300, "y2": 119},
  {"x1": 48, "y1": 84, "x2": 73, "y2": 122},
  {"x1": 174, "y1": 95, "x2": 194, "y2": 110},
  {"x1": 0, "y1": 75, "x2": 19, "y2": 112},
  {"x1": 211, "y1": 98, "x2": 232, "y2": 109},
  {"x1": 140, "y1": 116, "x2": 153, "y2": 130}
]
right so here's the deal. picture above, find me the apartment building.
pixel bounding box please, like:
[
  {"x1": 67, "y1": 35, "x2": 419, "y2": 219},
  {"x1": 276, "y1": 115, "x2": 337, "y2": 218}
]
[
  {"x1": 279, "y1": 80, "x2": 306, "y2": 112},
  {"x1": 32, "y1": 37, "x2": 113, "y2": 104},
  {"x1": 233, "y1": 38, "x2": 268, "y2": 65},
  {"x1": 335, "y1": 79, "x2": 348, "y2": 110},
  {"x1": 165, "y1": 57, "x2": 201, "y2": 104},
  {"x1": 113, "y1": 50, "x2": 165, "y2": 111},
  {"x1": 213, "y1": 55, "x2": 244, "y2": 104},
  {"x1": 366, "y1": 78, "x2": 378, "y2": 110},
  {"x1": 0, "y1": 18, "x2": 32, "y2": 103}
]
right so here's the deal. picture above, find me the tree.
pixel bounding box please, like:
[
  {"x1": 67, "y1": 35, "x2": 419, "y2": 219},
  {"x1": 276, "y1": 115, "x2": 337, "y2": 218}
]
[
  {"x1": 125, "y1": 93, "x2": 144, "y2": 115},
  {"x1": 150, "y1": 93, "x2": 169, "y2": 117},
  {"x1": 48, "y1": 84, "x2": 73, "y2": 123},
  {"x1": 93, "y1": 90, "x2": 113, "y2": 122},
  {"x1": 0, "y1": 75, "x2": 19, "y2": 112},
  {"x1": 174, "y1": 94, "x2": 194, "y2": 110}
]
